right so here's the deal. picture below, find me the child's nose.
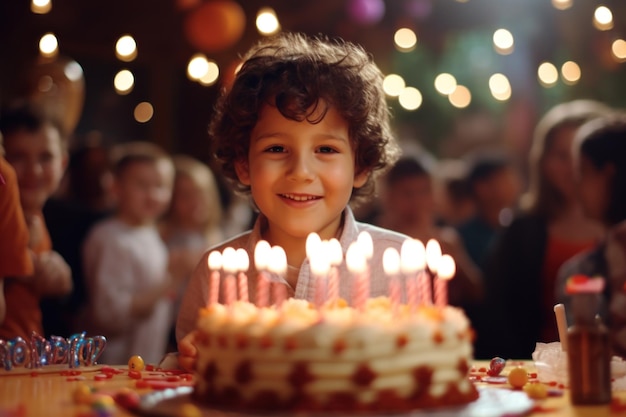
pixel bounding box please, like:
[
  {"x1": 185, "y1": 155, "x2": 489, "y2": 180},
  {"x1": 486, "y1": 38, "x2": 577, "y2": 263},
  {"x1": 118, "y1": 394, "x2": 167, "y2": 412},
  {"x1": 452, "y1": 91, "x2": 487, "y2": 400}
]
[{"x1": 287, "y1": 153, "x2": 314, "y2": 182}]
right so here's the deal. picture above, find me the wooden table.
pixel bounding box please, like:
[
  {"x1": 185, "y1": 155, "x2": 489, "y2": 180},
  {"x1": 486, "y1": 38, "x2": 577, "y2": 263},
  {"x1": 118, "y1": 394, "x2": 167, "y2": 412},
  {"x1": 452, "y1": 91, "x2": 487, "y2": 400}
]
[{"x1": 0, "y1": 361, "x2": 624, "y2": 417}]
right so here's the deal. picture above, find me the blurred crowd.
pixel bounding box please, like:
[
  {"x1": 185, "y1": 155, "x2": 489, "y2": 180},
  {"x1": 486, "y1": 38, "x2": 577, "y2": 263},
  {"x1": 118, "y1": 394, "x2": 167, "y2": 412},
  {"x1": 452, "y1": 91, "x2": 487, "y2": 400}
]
[{"x1": 1, "y1": 96, "x2": 625, "y2": 363}]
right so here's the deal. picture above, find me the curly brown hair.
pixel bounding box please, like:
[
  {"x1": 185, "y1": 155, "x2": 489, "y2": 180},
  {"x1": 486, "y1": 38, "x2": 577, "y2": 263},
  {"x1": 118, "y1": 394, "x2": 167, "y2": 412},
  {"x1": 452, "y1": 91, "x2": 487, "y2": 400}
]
[{"x1": 210, "y1": 32, "x2": 399, "y2": 205}]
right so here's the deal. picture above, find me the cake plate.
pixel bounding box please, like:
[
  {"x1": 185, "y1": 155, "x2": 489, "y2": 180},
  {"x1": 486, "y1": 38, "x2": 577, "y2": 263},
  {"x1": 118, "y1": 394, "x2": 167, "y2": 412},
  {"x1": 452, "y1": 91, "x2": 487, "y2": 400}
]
[{"x1": 134, "y1": 386, "x2": 533, "y2": 417}]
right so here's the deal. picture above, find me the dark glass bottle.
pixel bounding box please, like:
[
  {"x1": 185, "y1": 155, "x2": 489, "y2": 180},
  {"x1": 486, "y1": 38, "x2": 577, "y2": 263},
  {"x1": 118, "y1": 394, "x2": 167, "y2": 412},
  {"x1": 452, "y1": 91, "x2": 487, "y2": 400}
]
[{"x1": 567, "y1": 294, "x2": 611, "y2": 405}]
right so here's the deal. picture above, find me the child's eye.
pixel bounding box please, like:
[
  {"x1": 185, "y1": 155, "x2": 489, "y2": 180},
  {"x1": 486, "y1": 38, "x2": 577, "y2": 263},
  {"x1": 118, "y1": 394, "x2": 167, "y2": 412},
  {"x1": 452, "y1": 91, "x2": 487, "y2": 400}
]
[
  {"x1": 318, "y1": 146, "x2": 338, "y2": 154},
  {"x1": 265, "y1": 145, "x2": 285, "y2": 153}
]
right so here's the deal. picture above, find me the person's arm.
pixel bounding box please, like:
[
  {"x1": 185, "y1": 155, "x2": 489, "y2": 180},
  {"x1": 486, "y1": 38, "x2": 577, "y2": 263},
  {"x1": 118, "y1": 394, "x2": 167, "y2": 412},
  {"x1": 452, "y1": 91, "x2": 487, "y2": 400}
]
[
  {"x1": 30, "y1": 250, "x2": 73, "y2": 297},
  {"x1": 175, "y1": 252, "x2": 210, "y2": 343},
  {"x1": 441, "y1": 227, "x2": 484, "y2": 305}
]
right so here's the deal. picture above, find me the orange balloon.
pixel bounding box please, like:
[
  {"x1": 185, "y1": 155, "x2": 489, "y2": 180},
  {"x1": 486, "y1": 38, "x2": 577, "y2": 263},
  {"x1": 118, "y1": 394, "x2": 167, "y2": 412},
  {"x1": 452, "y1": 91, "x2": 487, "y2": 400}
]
[
  {"x1": 184, "y1": 1, "x2": 246, "y2": 52},
  {"x1": 22, "y1": 56, "x2": 85, "y2": 136}
]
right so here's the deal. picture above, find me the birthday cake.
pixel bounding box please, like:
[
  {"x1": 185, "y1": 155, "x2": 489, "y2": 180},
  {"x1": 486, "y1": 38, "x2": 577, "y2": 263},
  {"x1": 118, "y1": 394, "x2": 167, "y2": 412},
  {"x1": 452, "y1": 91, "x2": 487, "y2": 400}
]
[{"x1": 193, "y1": 297, "x2": 478, "y2": 412}]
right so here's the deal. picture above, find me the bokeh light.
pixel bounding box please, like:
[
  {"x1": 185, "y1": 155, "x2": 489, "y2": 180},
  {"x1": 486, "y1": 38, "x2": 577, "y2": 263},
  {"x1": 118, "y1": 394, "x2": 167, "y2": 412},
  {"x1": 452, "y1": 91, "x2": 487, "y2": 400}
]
[
  {"x1": 347, "y1": 0, "x2": 385, "y2": 25},
  {"x1": 256, "y1": 7, "x2": 280, "y2": 35},
  {"x1": 434, "y1": 73, "x2": 457, "y2": 95},
  {"x1": 187, "y1": 54, "x2": 209, "y2": 80},
  {"x1": 612, "y1": 39, "x2": 626, "y2": 62},
  {"x1": 398, "y1": 87, "x2": 423, "y2": 110},
  {"x1": 39, "y1": 33, "x2": 58, "y2": 57},
  {"x1": 199, "y1": 60, "x2": 220, "y2": 86},
  {"x1": 134, "y1": 102, "x2": 154, "y2": 123},
  {"x1": 561, "y1": 61, "x2": 581, "y2": 85},
  {"x1": 551, "y1": 0, "x2": 572, "y2": 10},
  {"x1": 538, "y1": 62, "x2": 559, "y2": 87},
  {"x1": 383, "y1": 74, "x2": 405, "y2": 97},
  {"x1": 31, "y1": 0, "x2": 51, "y2": 14},
  {"x1": 493, "y1": 29, "x2": 514, "y2": 55},
  {"x1": 394, "y1": 28, "x2": 417, "y2": 52},
  {"x1": 114, "y1": 69, "x2": 134, "y2": 95},
  {"x1": 593, "y1": 6, "x2": 613, "y2": 31},
  {"x1": 489, "y1": 73, "x2": 511, "y2": 101},
  {"x1": 115, "y1": 35, "x2": 137, "y2": 62},
  {"x1": 64, "y1": 60, "x2": 84, "y2": 82},
  {"x1": 448, "y1": 85, "x2": 471, "y2": 108}
]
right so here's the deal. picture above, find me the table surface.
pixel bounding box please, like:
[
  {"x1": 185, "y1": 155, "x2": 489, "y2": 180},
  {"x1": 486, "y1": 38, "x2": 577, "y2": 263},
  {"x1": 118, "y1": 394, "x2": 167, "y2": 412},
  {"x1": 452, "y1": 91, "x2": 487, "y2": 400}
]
[{"x1": 0, "y1": 361, "x2": 625, "y2": 417}]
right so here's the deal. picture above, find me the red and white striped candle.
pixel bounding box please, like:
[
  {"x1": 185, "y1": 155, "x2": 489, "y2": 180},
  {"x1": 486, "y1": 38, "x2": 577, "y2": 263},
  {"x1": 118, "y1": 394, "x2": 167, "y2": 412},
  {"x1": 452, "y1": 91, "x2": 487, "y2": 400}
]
[
  {"x1": 207, "y1": 251, "x2": 222, "y2": 305},
  {"x1": 425, "y1": 239, "x2": 442, "y2": 305},
  {"x1": 222, "y1": 247, "x2": 238, "y2": 306},
  {"x1": 269, "y1": 245, "x2": 288, "y2": 307},
  {"x1": 310, "y1": 252, "x2": 330, "y2": 307},
  {"x1": 400, "y1": 239, "x2": 422, "y2": 307},
  {"x1": 254, "y1": 240, "x2": 272, "y2": 307},
  {"x1": 346, "y1": 242, "x2": 368, "y2": 310},
  {"x1": 325, "y1": 238, "x2": 343, "y2": 302},
  {"x1": 434, "y1": 254, "x2": 456, "y2": 307},
  {"x1": 235, "y1": 248, "x2": 249, "y2": 302},
  {"x1": 383, "y1": 247, "x2": 401, "y2": 312}
]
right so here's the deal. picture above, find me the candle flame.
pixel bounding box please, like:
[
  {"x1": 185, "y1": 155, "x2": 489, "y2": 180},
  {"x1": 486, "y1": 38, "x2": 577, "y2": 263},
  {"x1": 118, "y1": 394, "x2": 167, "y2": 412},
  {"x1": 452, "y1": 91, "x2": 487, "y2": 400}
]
[
  {"x1": 269, "y1": 245, "x2": 287, "y2": 275},
  {"x1": 207, "y1": 250, "x2": 222, "y2": 270},
  {"x1": 310, "y1": 252, "x2": 331, "y2": 276},
  {"x1": 235, "y1": 248, "x2": 249, "y2": 271},
  {"x1": 306, "y1": 232, "x2": 322, "y2": 260},
  {"x1": 254, "y1": 240, "x2": 271, "y2": 270},
  {"x1": 325, "y1": 238, "x2": 343, "y2": 266},
  {"x1": 425, "y1": 239, "x2": 442, "y2": 273},
  {"x1": 222, "y1": 247, "x2": 238, "y2": 274},
  {"x1": 383, "y1": 247, "x2": 400, "y2": 275},
  {"x1": 346, "y1": 242, "x2": 366, "y2": 273},
  {"x1": 357, "y1": 231, "x2": 374, "y2": 260},
  {"x1": 400, "y1": 238, "x2": 425, "y2": 273},
  {"x1": 438, "y1": 254, "x2": 456, "y2": 280}
]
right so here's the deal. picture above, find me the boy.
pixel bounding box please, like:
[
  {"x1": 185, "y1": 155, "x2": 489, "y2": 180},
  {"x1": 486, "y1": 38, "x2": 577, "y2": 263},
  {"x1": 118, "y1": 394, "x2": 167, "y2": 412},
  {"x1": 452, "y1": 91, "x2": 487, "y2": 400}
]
[
  {"x1": 82, "y1": 142, "x2": 175, "y2": 364},
  {"x1": 176, "y1": 32, "x2": 406, "y2": 371},
  {"x1": 0, "y1": 103, "x2": 72, "y2": 340}
]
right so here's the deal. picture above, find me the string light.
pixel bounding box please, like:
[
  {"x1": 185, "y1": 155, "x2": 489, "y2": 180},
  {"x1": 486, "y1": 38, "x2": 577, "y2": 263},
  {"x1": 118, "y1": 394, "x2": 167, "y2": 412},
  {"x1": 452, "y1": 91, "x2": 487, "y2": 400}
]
[
  {"x1": 31, "y1": 0, "x2": 51, "y2": 14},
  {"x1": 561, "y1": 61, "x2": 581, "y2": 85},
  {"x1": 612, "y1": 39, "x2": 626, "y2": 62},
  {"x1": 398, "y1": 87, "x2": 423, "y2": 110},
  {"x1": 39, "y1": 33, "x2": 58, "y2": 57},
  {"x1": 593, "y1": 6, "x2": 613, "y2": 31},
  {"x1": 538, "y1": 62, "x2": 558, "y2": 87},
  {"x1": 448, "y1": 85, "x2": 471, "y2": 108},
  {"x1": 256, "y1": 7, "x2": 280, "y2": 35},
  {"x1": 493, "y1": 29, "x2": 514, "y2": 55},
  {"x1": 434, "y1": 73, "x2": 457, "y2": 95},
  {"x1": 383, "y1": 74, "x2": 405, "y2": 97},
  {"x1": 134, "y1": 102, "x2": 154, "y2": 123},
  {"x1": 551, "y1": 0, "x2": 572, "y2": 10},
  {"x1": 394, "y1": 28, "x2": 417, "y2": 52},
  {"x1": 114, "y1": 69, "x2": 134, "y2": 95},
  {"x1": 116, "y1": 35, "x2": 137, "y2": 62}
]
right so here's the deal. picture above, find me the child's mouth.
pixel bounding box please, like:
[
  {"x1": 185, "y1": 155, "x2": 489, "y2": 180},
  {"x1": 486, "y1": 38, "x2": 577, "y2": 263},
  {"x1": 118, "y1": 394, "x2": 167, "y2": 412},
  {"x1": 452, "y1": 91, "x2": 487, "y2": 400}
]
[{"x1": 279, "y1": 193, "x2": 321, "y2": 202}]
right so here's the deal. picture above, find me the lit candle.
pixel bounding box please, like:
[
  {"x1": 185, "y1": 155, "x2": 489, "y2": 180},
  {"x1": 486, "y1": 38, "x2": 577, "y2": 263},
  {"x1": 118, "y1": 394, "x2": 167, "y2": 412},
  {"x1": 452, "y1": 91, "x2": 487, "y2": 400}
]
[
  {"x1": 222, "y1": 247, "x2": 237, "y2": 306},
  {"x1": 325, "y1": 238, "x2": 343, "y2": 302},
  {"x1": 310, "y1": 252, "x2": 330, "y2": 307},
  {"x1": 425, "y1": 239, "x2": 442, "y2": 305},
  {"x1": 254, "y1": 240, "x2": 271, "y2": 308},
  {"x1": 400, "y1": 239, "x2": 421, "y2": 307},
  {"x1": 207, "y1": 250, "x2": 222, "y2": 305},
  {"x1": 346, "y1": 242, "x2": 368, "y2": 310},
  {"x1": 357, "y1": 231, "x2": 374, "y2": 261},
  {"x1": 269, "y1": 245, "x2": 288, "y2": 307},
  {"x1": 434, "y1": 254, "x2": 455, "y2": 307},
  {"x1": 383, "y1": 247, "x2": 401, "y2": 311},
  {"x1": 356, "y1": 231, "x2": 373, "y2": 307},
  {"x1": 306, "y1": 232, "x2": 322, "y2": 259},
  {"x1": 235, "y1": 248, "x2": 249, "y2": 302}
]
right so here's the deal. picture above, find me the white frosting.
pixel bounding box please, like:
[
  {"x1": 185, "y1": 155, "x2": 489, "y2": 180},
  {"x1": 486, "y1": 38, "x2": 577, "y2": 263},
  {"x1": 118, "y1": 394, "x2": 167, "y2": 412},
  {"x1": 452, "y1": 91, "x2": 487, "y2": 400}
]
[{"x1": 195, "y1": 297, "x2": 474, "y2": 406}]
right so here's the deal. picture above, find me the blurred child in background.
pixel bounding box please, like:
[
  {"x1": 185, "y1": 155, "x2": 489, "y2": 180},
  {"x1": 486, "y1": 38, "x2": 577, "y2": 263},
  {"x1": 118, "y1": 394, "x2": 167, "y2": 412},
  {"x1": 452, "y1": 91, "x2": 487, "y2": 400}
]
[
  {"x1": 82, "y1": 142, "x2": 175, "y2": 364},
  {"x1": 160, "y1": 154, "x2": 223, "y2": 349},
  {"x1": 0, "y1": 102, "x2": 72, "y2": 340},
  {"x1": 456, "y1": 150, "x2": 522, "y2": 270},
  {"x1": 375, "y1": 156, "x2": 483, "y2": 309}
]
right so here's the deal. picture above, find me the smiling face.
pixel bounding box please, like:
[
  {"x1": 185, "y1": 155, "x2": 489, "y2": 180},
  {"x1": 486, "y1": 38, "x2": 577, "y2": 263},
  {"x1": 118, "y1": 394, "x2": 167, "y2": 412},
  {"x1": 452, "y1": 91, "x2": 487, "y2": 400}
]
[
  {"x1": 3, "y1": 124, "x2": 67, "y2": 213},
  {"x1": 235, "y1": 103, "x2": 368, "y2": 245}
]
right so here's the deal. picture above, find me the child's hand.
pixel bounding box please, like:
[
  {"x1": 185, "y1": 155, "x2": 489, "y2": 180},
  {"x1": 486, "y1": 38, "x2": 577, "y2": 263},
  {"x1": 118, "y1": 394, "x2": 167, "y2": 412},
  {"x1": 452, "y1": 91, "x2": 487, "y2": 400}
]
[
  {"x1": 31, "y1": 250, "x2": 73, "y2": 296},
  {"x1": 178, "y1": 330, "x2": 199, "y2": 372}
]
